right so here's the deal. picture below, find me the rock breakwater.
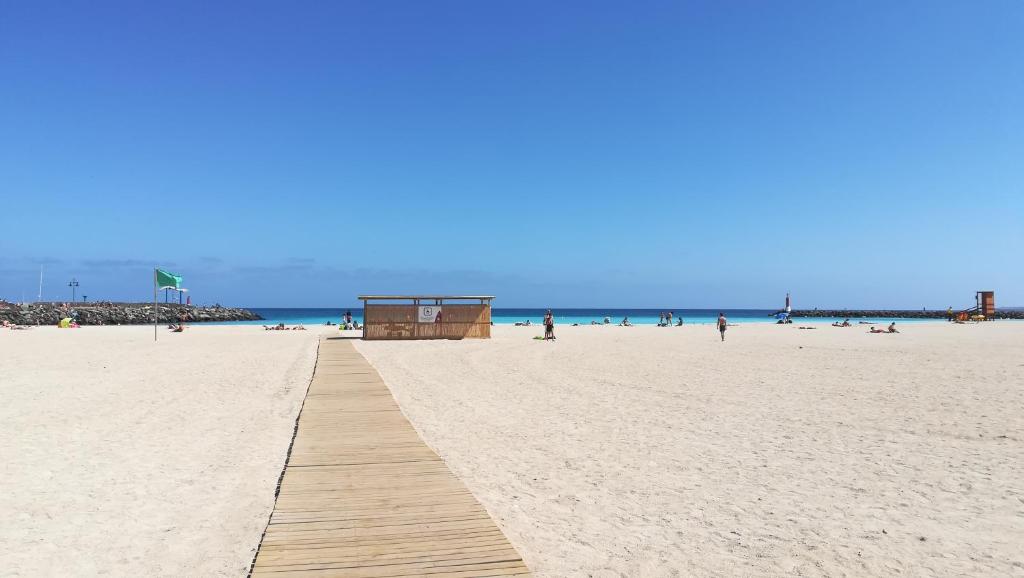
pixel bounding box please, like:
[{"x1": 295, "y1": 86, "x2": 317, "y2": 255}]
[{"x1": 0, "y1": 301, "x2": 263, "y2": 325}]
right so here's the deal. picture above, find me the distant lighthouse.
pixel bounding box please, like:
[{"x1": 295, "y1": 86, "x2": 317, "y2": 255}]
[{"x1": 785, "y1": 292, "x2": 791, "y2": 313}]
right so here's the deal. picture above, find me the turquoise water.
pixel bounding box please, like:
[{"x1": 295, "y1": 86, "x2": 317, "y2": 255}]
[{"x1": 223, "y1": 308, "x2": 959, "y2": 326}]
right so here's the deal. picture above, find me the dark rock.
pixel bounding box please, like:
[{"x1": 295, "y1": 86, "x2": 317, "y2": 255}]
[{"x1": 0, "y1": 301, "x2": 262, "y2": 325}]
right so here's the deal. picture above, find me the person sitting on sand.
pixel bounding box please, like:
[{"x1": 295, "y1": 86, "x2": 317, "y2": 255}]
[
  {"x1": 887, "y1": 322, "x2": 899, "y2": 333},
  {"x1": 603, "y1": 316, "x2": 611, "y2": 324},
  {"x1": 676, "y1": 317, "x2": 683, "y2": 326},
  {"x1": 620, "y1": 316, "x2": 632, "y2": 326}
]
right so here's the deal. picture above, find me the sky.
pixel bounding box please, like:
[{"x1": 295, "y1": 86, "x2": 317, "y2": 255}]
[{"x1": 1, "y1": 1, "x2": 1022, "y2": 308}]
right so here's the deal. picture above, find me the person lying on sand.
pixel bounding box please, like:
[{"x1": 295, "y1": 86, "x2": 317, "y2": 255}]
[
  {"x1": 868, "y1": 326, "x2": 896, "y2": 334},
  {"x1": 832, "y1": 318, "x2": 852, "y2": 327}
]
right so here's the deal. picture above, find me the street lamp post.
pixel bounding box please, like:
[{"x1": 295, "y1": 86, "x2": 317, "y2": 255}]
[{"x1": 68, "y1": 278, "x2": 80, "y2": 302}]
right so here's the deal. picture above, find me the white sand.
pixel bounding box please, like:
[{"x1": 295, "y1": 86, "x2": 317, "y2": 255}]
[
  {"x1": 0, "y1": 325, "x2": 328, "y2": 577},
  {"x1": 3, "y1": 322, "x2": 1021, "y2": 577},
  {"x1": 356, "y1": 323, "x2": 1024, "y2": 577}
]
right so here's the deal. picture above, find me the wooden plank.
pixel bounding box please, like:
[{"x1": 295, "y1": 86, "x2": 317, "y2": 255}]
[{"x1": 250, "y1": 338, "x2": 529, "y2": 577}]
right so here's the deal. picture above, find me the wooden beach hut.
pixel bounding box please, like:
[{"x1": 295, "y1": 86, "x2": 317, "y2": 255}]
[{"x1": 358, "y1": 295, "x2": 493, "y2": 340}]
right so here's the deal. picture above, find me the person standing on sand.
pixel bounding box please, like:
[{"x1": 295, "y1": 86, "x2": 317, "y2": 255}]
[
  {"x1": 717, "y1": 312, "x2": 727, "y2": 341},
  {"x1": 543, "y1": 309, "x2": 555, "y2": 340},
  {"x1": 667, "y1": 311, "x2": 674, "y2": 326}
]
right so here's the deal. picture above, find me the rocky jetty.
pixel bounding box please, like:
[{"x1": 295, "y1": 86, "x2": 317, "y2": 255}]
[
  {"x1": 0, "y1": 301, "x2": 263, "y2": 325},
  {"x1": 791, "y1": 309, "x2": 1024, "y2": 320}
]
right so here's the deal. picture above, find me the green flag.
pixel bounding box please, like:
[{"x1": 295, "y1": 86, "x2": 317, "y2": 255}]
[{"x1": 156, "y1": 269, "x2": 182, "y2": 290}]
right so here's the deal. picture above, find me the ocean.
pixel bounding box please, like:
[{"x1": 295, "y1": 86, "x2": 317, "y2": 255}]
[{"x1": 226, "y1": 308, "x2": 948, "y2": 326}]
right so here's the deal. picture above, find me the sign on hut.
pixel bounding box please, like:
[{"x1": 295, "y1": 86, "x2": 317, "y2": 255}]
[{"x1": 358, "y1": 295, "x2": 493, "y2": 340}]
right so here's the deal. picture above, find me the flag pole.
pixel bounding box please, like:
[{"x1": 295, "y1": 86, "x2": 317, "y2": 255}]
[{"x1": 154, "y1": 268, "x2": 158, "y2": 341}]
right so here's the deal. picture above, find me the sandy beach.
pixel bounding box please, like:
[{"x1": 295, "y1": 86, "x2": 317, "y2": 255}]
[
  {"x1": 0, "y1": 325, "x2": 327, "y2": 577},
  {"x1": 2, "y1": 322, "x2": 1021, "y2": 577},
  {"x1": 356, "y1": 323, "x2": 1024, "y2": 577}
]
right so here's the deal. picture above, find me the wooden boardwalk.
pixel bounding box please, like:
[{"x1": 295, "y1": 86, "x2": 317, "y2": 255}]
[{"x1": 250, "y1": 337, "x2": 530, "y2": 577}]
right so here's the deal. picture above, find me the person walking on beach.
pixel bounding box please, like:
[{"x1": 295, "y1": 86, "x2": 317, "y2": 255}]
[
  {"x1": 667, "y1": 311, "x2": 674, "y2": 326},
  {"x1": 543, "y1": 309, "x2": 555, "y2": 340},
  {"x1": 717, "y1": 312, "x2": 727, "y2": 341}
]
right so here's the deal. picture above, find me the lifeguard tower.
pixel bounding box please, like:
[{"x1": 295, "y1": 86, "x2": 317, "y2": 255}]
[
  {"x1": 976, "y1": 291, "x2": 996, "y2": 318},
  {"x1": 957, "y1": 291, "x2": 996, "y2": 321}
]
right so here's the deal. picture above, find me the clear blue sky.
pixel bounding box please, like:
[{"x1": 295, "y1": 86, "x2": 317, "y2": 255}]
[{"x1": 1, "y1": 1, "x2": 1021, "y2": 308}]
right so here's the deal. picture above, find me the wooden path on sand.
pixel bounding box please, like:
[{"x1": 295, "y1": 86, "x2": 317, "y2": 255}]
[{"x1": 250, "y1": 337, "x2": 530, "y2": 577}]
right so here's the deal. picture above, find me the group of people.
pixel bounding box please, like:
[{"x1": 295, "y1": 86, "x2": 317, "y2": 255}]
[
  {"x1": 543, "y1": 310, "x2": 555, "y2": 340},
  {"x1": 341, "y1": 310, "x2": 359, "y2": 330},
  {"x1": 536, "y1": 311, "x2": 729, "y2": 340},
  {"x1": 526, "y1": 311, "x2": 905, "y2": 341},
  {"x1": 657, "y1": 311, "x2": 684, "y2": 327},
  {"x1": 833, "y1": 318, "x2": 901, "y2": 333},
  {"x1": 869, "y1": 323, "x2": 900, "y2": 334},
  {"x1": 263, "y1": 323, "x2": 306, "y2": 331}
]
